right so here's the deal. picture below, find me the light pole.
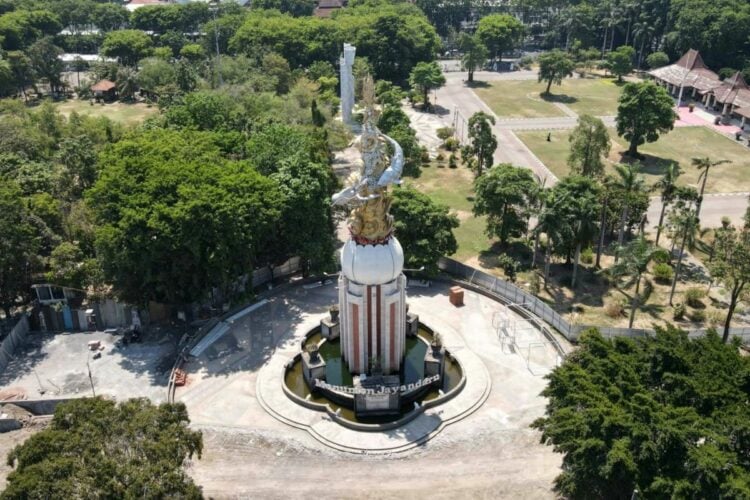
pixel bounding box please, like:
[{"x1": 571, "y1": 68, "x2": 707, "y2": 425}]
[{"x1": 210, "y1": 1, "x2": 222, "y2": 88}]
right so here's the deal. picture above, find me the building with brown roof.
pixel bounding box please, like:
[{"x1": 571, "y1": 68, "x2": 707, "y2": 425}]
[
  {"x1": 314, "y1": 0, "x2": 345, "y2": 18},
  {"x1": 91, "y1": 79, "x2": 117, "y2": 101}
]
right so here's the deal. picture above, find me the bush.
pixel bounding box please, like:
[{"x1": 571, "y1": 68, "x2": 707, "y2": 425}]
[
  {"x1": 685, "y1": 287, "x2": 706, "y2": 308},
  {"x1": 604, "y1": 300, "x2": 625, "y2": 318},
  {"x1": 653, "y1": 263, "x2": 674, "y2": 284},
  {"x1": 652, "y1": 248, "x2": 671, "y2": 264},
  {"x1": 719, "y1": 67, "x2": 737, "y2": 80},
  {"x1": 529, "y1": 272, "x2": 540, "y2": 295},
  {"x1": 436, "y1": 127, "x2": 454, "y2": 141},
  {"x1": 436, "y1": 152, "x2": 445, "y2": 162},
  {"x1": 580, "y1": 247, "x2": 594, "y2": 265},
  {"x1": 448, "y1": 153, "x2": 457, "y2": 168},
  {"x1": 706, "y1": 308, "x2": 724, "y2": 327},
  {"x1": 517, "y1": 55, "x2": 534, "y2": 69},
  {"x1": 645, "y1": 52, "x2": 669, "y2": 69},
  {"x1": 443, "y1": 137, "x2": 459, "y2": 151},
  {"x1": 421, "y1": 147, "x2": 430, "y2": 164},
  {"x1": 673, "y1": 303, "x2": 686, "y2": 320},
  {"x1": 689, "y1": 309, "x2": 706, "y2": 323}
]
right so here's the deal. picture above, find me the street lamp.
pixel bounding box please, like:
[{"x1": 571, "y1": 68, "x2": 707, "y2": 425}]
[{"x1": 209, "y1": 1, "x2": 222, "y2": 88}]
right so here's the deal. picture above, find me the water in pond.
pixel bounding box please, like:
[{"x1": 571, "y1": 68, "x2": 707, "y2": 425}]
[{"x1": 283, "y1": 327, "x2": 463, "y2": 423}]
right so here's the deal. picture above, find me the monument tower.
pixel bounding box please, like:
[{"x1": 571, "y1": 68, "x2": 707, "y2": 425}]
[{"x1": 332, "y1": 76, "x2": 407, "y2": 376}]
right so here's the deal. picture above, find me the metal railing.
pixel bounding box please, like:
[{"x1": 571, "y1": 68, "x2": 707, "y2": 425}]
[{"x1": 439, "y1": 257, "x2": 750, "y2": 343}]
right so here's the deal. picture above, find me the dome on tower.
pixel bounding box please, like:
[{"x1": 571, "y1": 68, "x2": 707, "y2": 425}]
[{"x1": 341, "y1": 237, "x2": 404, "y2": 285}]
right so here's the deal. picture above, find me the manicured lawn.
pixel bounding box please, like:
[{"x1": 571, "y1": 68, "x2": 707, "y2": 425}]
[
  {"x1": 404, "y1": 162, "x2": 493, "y2": 261},
  {"x1": 517, "y1": 126, "x2": 750, "y2": 193},
  {"x1": 473, "y1": 77, "x2": 623, "y2": 119},
  {"x1": 52, "y1": 100, "x2": 158, "y2": 125}
]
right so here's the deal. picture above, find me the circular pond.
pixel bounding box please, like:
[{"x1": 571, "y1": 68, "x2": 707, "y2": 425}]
[{"x1": 283, "y1": 327, "x2": 464, "y2": 425}]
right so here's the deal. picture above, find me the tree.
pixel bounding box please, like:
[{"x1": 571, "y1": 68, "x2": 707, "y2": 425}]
[
  {"x1": 87, "y1": 129, "x2": 284, "y2": 305},
  {"x1": 606, "y1": 44, "x2": 635, "y2": 82},
  {"x1": 616, "y1": 81, "x2": 676, "y2": 157},
  {"x1": 537, "y1": 50, "x2": 574, "y2": 95},
  {"x1": 476, "y1": 14, "x2": 525, "y2": 64},
  {"x1": 92, "y1": 2, "x2": 129, "y2": 33},
  {"x1": 0, "y1": 178, "x2": 38, "y2": 318},
  {"x1": 458, "y1": 33, "x2": 488, "y2": 83},
  {"x1": 653, "y1": 162, "x2": 682, "y2": 245},
  {"x1": 693, "y1": 157, "x2": 730, "y2": 219},
  {"x1": 547, "y1": 176, "x2": 602, "y2": 288},
  {"x1": 262, "y1": 52, "x2": 292, "y2": 95},
  {"x1": 466, "y1": 111, "x2": 497, "y2": 177},
  {"x1": 3, "y1": 398, "x2": 203, "y2": 498},
  {"x1": 101, "y1": 29, "x2": 153, "y2": 67},
  {"x1": 611, "y1": 163, "x2": 646, "y2": 258},
  {"x1": 710, "y1": 215, "x2": 750, "y2": 343},
  {"x1": 72, "y1": 56, "x2": 88, "y2": 88},
  {"x1": 567, "y1": 114, "x2": 611, "y2": 177},
  {"x1": 116, "y1": 65, "x2": 138, "y2": 100},
  {"x1": 608, "y1": 235, "x2": 658, "y2": 327},
  {"x1": 391, "y1": 186, "x2": 458, "y2": 276},
  {"x1": 473, "y1": 163, "x2": 537, "y2": 244},
  {"x1": 0, "y1": 58, "x2": 13, "y2": 97},
  {"x1": 137, "y1": 57, "x2": 177, "y2": 93},
  {"x1": 27, "y1": 37, "x2": 64, "y2": 95},
  {"x1": 668, "y1": 204, "x2": 700, "y2": 305},
  {"x1": 533, "y1": 326, "x2": 750, "y2": 499},
  {"x1": 409, "y1": 61, "x2": 445, "y2": 110},
  {"x1": 6, "y1": 51, "x2": 35, "y2": 100},
  {"x1": 253, "y1": 0, "x2": 316, "y2": 17},
  {"x1": 175, "y1": 59, "x2": 198, "y2": 93},
  {"x1": 180, "y1": 43, "x2": 206, "y2": 62},
  {"x1": 646, "y1": 51, "x2": 669, "y2": 69}
]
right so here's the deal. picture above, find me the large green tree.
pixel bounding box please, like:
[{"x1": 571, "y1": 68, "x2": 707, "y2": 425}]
[
  {"x1": 473, "y1": 163, "x2": 537, "y2": 244},
  {"x1": 537, "y1": 49, "x2": 574, "y2": 95},
  {"x1": 3, "y1": 398, "x2": 203, "y2": 499},
  {"x1": 101, "y1": 29, "x2": 153, "y2": 67},
  {"x1": 606, "y1": 45, "x2": 635, "y2": 82},
  {"x1": 534, "y1": 326, "x2": 750, "y2": 499},
  {"x1": 391, "y1": 186, "x2": 458, "y2": 276},
  {"x1": 409, "y1": 61, "x2": 445, "y2": 109},
  {"x1": 87, "y1": 129, "x2": 284, "y2": 306},
  {"x1": 476, "y1": 14, "x2": 525, "y2": 63},
  {"x1": 567, "y1": 114, "x2": 610, "y2": 177},
  {"x1": 616, "y1": 81, "x2": 676, "y2": 157},
  {"x1": 0, "y1": 178, "x2": 39, "y2": 318}
]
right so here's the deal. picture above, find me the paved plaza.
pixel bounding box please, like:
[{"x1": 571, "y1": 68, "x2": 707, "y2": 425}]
[
  {"x1": 175, "y1": 280, "x2": 568, "y2": 497},
  {"x1": 0, "y1": 329, "x2": 178, "y2": 403}
]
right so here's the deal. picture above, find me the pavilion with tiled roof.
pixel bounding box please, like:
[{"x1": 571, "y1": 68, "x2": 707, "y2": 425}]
[{"x1": 648, "y1": 49, "x2": 722, "y2": 99}]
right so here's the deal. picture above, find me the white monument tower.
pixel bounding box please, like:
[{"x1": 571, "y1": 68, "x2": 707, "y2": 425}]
[
  {"x1": 332, "y1": 77, "x2": 407, "y2": 376},
  {"x1": 340, "y1": 43, "x2": 356, "y2": 126}
]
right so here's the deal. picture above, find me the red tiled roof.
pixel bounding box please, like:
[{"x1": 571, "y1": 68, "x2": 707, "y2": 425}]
[{"x1": 91, "y1": 79, "x2": 116, "y2": 92}]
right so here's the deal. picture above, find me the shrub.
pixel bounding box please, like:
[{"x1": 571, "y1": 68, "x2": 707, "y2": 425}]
[
  {"x1": 529, "y1": 272, "x2": 541, "y2": 295},
  {"x1": 436, "y1": 127, "x2": 454, "y2": 141},
  {"x1": 673, "y1": 303, "x2": 686, "y2": 320},
  {"x1": 443, "y1": 137, "x2": 459, "y2": 151},
  {"x1": 580, "y1": 247, "x2": 594, "y2": 265},
  {"x1": 652, "y1": 248, "x2": 671, "y2": 264},
  {"x1": 517, "y1": 55, "x2": 534, "y2": 69},
  {"x1": 689, "y1": 309, "x2": 706, "y2": 323},
  {"x1": 448, "y1": 153, "x2": 457, "y2": 168},
  {"x1": 706, "y1": 308, "x2": 724, "y2": 327},
  {"x1": 653, "y1": 263, "x2": 673, "y2": 283},
  {"x1": 421, "y1": 147, "x2": 430, "y2": 163},
  {"x1": 684, "y1": 287, "x2": 706, "y2": 308},
  {"x1": 436, "y1": 152, "x2": 445, "y2": 162},
  {"x1": 604, "y1": 300, "x2": 625, "y2": 319}
]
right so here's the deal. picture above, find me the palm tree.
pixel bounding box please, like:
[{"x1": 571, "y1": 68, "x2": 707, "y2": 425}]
[
  {"x1": 571, "y1": 216, "x2": 599, "y2": 288},
  {"x1": 653, "y1": 163, "x2": 682, "y2": 245},
  {"x1": 693, "y1": 157, "x2": 731, "y2": 218},
  {"x1": 668, "y1": 205, "x2": 700, "y2": 304},
  {"x1": 116, "y1": 66, "x2": 138, "y2": 101},
  {"x1": 533, "y1": 193, "x2": 568, "y2": 284},
  {"x1": 612, "y1": 163, "x2": 646, "y2": 262},
  {"x1": 632, "y1": 21, "x2": 655, "y2": 68},
  {"x1": 608, "y1": 236, "x2": 659, "y2": 328},
  {"x1": 595, "y1": 176, "x2": 615, "y2": 268}
]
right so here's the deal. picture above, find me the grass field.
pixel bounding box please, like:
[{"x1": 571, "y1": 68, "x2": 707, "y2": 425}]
[
  {"x1": 52, "y1": 100, "x2": 157, "y2": 125},
  {"x1": 403, "y1": 162, "x2": 493, "y2": 261},
  {"x1": 517, "y1": 126, "x2": 750, "y2": 193},
  {"x1": 473, "y1": 77, "x2": 623, "y2": 118}
]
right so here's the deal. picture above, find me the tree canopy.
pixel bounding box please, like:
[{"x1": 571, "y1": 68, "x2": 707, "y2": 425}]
[
  {"x1": 616, "y1": 81, "x2": 676, "y2": 157},
  {"x1": 391, "y1": 185, "x2": 458, "y2": 276},
  {"x1": 533, "y1": 326, "x2": 750, "y2": 499},
  {"x1": 567, "y1": 114, "x2": 611, "y2": 177},
  {"x1": 476, "y1": 14, "x2": 525, "y2": 62},
  {"x1": 3, "y1": 398, "x2": 203, "y2": 499},
  {"x1": 537, "y1": 50, "x2": 575, "y2": 95}
]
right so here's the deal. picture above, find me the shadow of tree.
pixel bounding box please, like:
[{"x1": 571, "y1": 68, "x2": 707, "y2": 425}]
[
  {"x1": 541, "y1": 93, "x2": 578, "y2": 105},
  {"x1": 465, "y1": 81, "x2": 491, "y2": 89}
]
